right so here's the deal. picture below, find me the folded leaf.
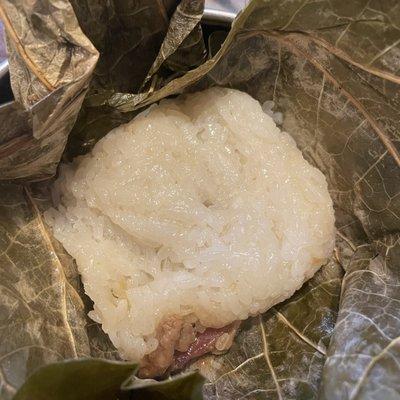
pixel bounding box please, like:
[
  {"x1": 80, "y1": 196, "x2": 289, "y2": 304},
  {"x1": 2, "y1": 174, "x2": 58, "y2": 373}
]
[
  {"x1": 13, "y1": 360, "x2": 205, "y2": 400},
  {"x1": 164, "y1": 23, "x2": 206, "y2": 74},
  {"x1": 0, "y1": 0, "x2": 98, "y2": 180},
  {"x1": 321, "y1": 237, "x2": 400, "y2": 399},
  {"x1": 124, "y1": 371, "x2": 205, "y2": 400},
  {"x1": 69, "y1": 0, "x2": 175, "y2": 94},
  {"x1": 13, "y1": 359, "x2": 137, "y2": 400},
  {"x1": 144, "y1": 0, "x2": 206, "y2": 84}
]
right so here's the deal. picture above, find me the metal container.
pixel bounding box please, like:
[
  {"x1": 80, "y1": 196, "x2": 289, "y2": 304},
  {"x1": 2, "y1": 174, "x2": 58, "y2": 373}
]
[
  {"x1": 0, "y1": 21, "x2": 6, "y2": 80},
  {"x1": 203, "y1": 0, "x2": 246, "y2": 24}
]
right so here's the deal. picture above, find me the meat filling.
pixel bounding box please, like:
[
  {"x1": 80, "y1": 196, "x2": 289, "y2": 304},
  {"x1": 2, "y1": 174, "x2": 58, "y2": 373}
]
[{"x1": 139, "y1": 316, "x2": 240, "y2": 378}]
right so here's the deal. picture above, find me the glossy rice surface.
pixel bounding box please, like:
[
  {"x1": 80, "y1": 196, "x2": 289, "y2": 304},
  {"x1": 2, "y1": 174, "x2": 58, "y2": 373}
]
[{"x1": 47, "y1": 88, "x2": 335, "y2": 362}]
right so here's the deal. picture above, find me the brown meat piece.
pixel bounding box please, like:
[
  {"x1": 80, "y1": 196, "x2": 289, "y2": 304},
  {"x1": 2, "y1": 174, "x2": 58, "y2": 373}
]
[
  {"x1": 139, "y1": 317, "x2": 241, "y2": 378},
  {"x1": 139, "y1": 316, "x2": 183, "y2": 378},
  {"x1": 176, "y1": 322, "x2": 196, "y2": 352},
  {"x1": 172, "y1": 321, "x2": 241, "y2": 371}
]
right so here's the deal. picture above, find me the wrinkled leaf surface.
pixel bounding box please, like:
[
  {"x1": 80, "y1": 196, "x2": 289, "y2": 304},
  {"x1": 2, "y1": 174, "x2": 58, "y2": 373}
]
[
  {"x1": 0, "y1": 0, "x2": 98, "y2": 180},
  {"x1": 1, "y1": 0, "x2": 400, "y2": 399}
]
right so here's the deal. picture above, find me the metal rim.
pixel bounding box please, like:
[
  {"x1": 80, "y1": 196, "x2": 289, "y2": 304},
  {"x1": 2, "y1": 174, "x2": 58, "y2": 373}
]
[
  {"x1": 0, "y1": 60, "x2": 7, "y2": 81},
  {"x1": 0, "y1": 20, "x2": 7, "y2": 81}
]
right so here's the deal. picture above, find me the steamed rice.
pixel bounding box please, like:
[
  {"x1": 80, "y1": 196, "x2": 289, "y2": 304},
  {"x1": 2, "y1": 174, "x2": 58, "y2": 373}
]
[{"x1": 46, "y1": 87, "x2": 335, "y2": 364}]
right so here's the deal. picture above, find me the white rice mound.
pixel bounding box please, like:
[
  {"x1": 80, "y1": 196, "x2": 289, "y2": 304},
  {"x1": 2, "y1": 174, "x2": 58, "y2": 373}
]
[{"x1": 46, "y1": 87, "x2": 335, "y2": 363}]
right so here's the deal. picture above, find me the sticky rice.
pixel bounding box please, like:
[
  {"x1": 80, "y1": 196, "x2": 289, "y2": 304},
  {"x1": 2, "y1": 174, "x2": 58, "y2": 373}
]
[{"x1": 46, "y1": 87, "x2": 335, "y2": 371}]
